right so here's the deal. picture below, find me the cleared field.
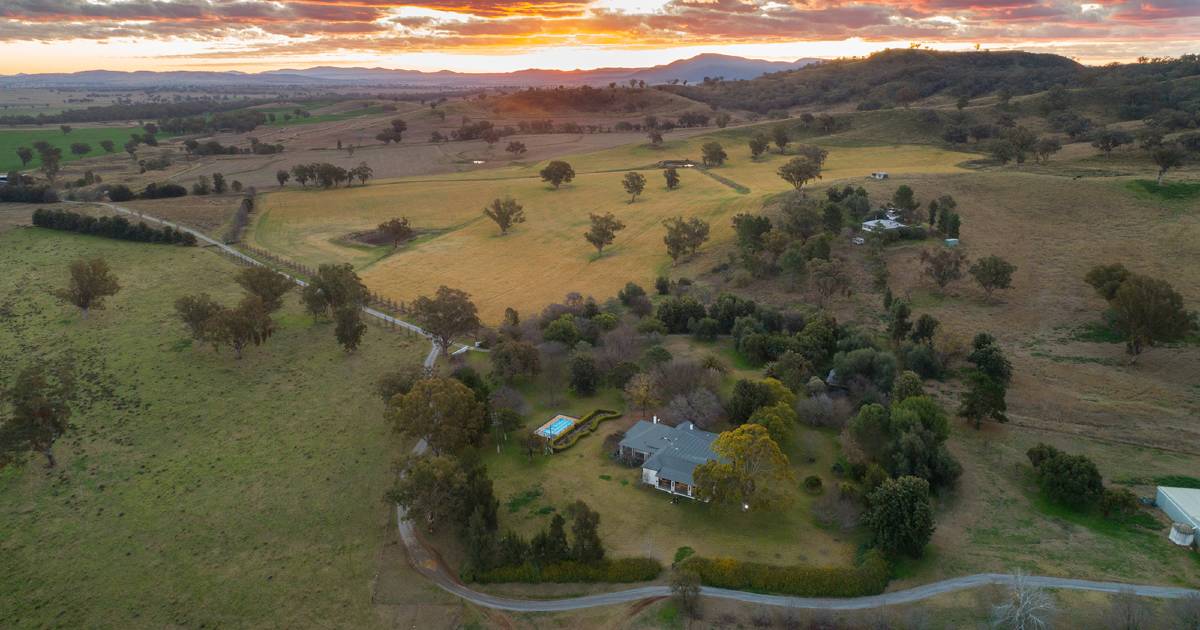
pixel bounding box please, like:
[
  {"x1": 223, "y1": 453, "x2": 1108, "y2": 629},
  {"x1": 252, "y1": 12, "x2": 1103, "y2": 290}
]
[
  {"x1": 249, "y1": 140, "x2": 972, "y2": 322},
  {"x1": 0, "y1": 227, "x2": 438, "y2": 628},
  {"x1": 0, "y1": 125, "x2": 156, "y2": 173},
  {"x1": 252, "y1": 167, "x2": 754, "y2": 321}
]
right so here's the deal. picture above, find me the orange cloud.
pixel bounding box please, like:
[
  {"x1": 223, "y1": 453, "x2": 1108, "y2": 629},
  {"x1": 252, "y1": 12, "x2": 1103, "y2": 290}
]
[{"x1": 0, "y1": 0, "x2": 1196, "y2": 65}]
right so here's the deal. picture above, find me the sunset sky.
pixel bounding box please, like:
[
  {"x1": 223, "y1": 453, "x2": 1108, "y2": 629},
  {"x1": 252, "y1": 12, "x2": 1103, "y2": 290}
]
[{"x1": 1, "y1": 1, "x2": 1198, "y2": 73}]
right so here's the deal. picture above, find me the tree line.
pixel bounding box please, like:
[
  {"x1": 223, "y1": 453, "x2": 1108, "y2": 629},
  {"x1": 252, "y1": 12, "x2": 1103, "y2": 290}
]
[{"x1": 32, "y1": 208, "x2": 197, "y2": 246}]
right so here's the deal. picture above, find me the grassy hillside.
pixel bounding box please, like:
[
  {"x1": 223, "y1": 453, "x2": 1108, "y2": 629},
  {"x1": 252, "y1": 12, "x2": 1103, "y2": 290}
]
[
  {"x1": 0, "y1": 125, "x2": 154, "y2": 173},
  {"x1": 0, "y1": 222, "x2": 427, "y2": 628}
]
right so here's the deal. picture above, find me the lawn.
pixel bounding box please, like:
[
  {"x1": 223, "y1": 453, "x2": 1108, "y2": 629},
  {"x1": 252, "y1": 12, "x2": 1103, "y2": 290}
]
[
  {"x1": 248, "y1": 136, "x2": 970, "y2": 323},
  {"x1": 0, "y1": 225, "x2": 428, "y2": 628},
  {"x1": 0, "y1": 125, "x2": 157, "y2": 173}
]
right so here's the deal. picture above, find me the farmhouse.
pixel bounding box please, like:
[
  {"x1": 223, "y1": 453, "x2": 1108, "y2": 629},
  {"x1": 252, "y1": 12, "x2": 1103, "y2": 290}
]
[{"x1": 618, "y1": 418, "x2": 722, "y2": 499}]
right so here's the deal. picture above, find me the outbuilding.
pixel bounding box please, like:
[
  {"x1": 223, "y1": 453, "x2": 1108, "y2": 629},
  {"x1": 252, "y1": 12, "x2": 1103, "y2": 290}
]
[
  {"x1": 869, "y1": 172, "x2": 889, "y2": 180},
  {"x1": 1157, "y1": 486, "x2": 1200, "y2": 529},
  {"x1": 861, "y1": 219, "x2": 903, "y2": 233}
]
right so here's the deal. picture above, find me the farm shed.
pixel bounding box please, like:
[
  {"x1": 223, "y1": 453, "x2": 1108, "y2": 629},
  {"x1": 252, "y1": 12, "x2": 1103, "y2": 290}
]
[
  {"x1": 861, "y1": 219, "x2": 904, "y2": 233},
  {"x1": 1156, "y1": 486, "x2": 1200, "y2": 530},
  {"x1": 869, "y1": 172, "x2": 889, "y2": 179}
]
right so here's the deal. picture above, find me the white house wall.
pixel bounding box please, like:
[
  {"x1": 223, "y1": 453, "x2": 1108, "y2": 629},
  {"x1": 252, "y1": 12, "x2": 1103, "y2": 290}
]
[{"x1": 642, "y1": 468, "x2": 658, "y2": 486}]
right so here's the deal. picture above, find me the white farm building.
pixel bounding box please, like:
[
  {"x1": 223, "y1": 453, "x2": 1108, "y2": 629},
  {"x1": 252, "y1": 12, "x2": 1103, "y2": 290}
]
[{"x1": 1157, "y1": 486, "x2": 1200, "y2": 546}]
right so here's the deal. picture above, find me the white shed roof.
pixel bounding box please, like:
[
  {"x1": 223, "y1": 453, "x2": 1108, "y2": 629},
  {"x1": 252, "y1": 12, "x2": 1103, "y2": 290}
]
[
  {"x1": 1157, "y1": 486, "x2": 1200, "y2": 528},
  {"x1": 862, "y1": 219, "x2": 904, "y2": 232}
]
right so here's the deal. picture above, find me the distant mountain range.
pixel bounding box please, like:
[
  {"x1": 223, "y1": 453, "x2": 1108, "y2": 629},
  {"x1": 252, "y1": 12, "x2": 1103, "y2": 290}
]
[{"x1": 0, "y1": 54, "x2": 820, "y2": 90}]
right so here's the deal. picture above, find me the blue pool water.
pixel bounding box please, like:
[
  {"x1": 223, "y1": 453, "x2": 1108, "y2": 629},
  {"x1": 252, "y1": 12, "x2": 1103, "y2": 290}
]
[{"x1": 537, "y1": 417, "x2": 574, "y2": 438}]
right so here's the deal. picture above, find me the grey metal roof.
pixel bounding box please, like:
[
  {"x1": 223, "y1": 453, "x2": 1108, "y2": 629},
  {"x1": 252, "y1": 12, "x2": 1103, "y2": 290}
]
[{"x1": 619, "y1": 420, "x2": 722, "y2": 485}]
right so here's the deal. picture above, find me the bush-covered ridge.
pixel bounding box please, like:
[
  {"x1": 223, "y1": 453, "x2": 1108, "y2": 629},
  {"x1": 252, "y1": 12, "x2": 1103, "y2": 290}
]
[{"x1": 663, "y1": 49, "x2": 1200, "y2": 117}]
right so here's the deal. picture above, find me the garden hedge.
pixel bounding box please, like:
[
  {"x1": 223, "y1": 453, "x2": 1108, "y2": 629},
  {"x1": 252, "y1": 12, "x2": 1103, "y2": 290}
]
[
  {"x1": 472, "y1": 557, "x2": 661, "y2": 584},
  {"x1": 682, "y1": 552, "x2": 890, "y2": 597},
  {"x1": 550, "y1": 409, "x2": 622, "y2": 452}
]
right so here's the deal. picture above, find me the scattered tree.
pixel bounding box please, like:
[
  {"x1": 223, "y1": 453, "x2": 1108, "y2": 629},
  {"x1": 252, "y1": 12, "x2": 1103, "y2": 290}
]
[
  {"x1": 919, "y1": 248, "x2": 968, "y2": 290},
  {"x1": 662, "y1": 216, "x2": 710, "y2": 264},
  {"x1": 1033, "y1": 137, "x2": 1061, "y2": 164},
  {"x1": 1091, "y1": 128, "x2": 1133, "y2": 157},
  {"x1": 16, "y1": 146, "x2": 33, "y2": 167},
  {"x1": 670, "y1": 566, "x2": 702, "y2": 619},
  {"x1": 334, "y1": 306, "x2": 366, "y2": 352},
  {"x1": 174, "y1": 293, "x2": 222, "y2": 340},
  {"x1": 1084, "y1": 263, "x2": 1130, "y2": 301},
  {"x1": 1109, "y1": 273, "x2": 1194, "y2": 360},
  {"x1": 866, "y1": 476, "x2": 934, "y2": 558},
  {"x1": 301, "y1": 263, "x2": 367, "y2": 318},
  {"x1": 1151, "y1": 143, "x2": 1187, "y2": 185},
  {"x1": 234, "y1": 266, "x2": 293, "y2": 313},
  {"x1": 692, "y1": 423, "x2": 794, "y2": 510},
  {"x1": 584, "y1": 212, "x2": 626, "y2": 257},
  {"x1": 772, "y1": 125, "x2": 790, "y2": 153},
  {"x1": 622, "y1": 171, "x2": 646, "y2": 203},
  {"x1": 623, "y1": 372, "x2": 661, "y2": 418},
  {"x1": 701, "y1": 141, "x2": 727, "y2": 167},
  {"x1": 482, "y1": 197, "x2": 526, "y2": 235},
  {"x1": 540, "y1": 160, "x2": 575, "y2": 189},
  {"x1": 378, "y1": 217, "x2": 415, "y2": 247},
  {"x1": 749, "y1": 133, "x2": 769, "y2": 159},
  {"x1": 504, "y1": 141, "x2": 527, "y2": 156},
  {"x1": 663, "y1": 167, "x2": 680, "y2": 190},
  {"x1": 208, "y1": 295, "x2": 275, "y2": 359},
  {"x1": 387, "y1": 377, "x2": 486, "y2": 454},
  {"x1": 410, "y1": 286, "x2": 481, "y2": 352},
  {"x1": 991, "y1": 571, "x2": 1056, "y2": 630},
  {"x1": 0, "y1": 362, "x2": 75, "y2": 468},
  {"x1": 389, "y1": 454, "x2": 466, "y2": 531},
  {"x1": 55, "y1": 258, "x2": 120, "y2": 318},
  {"x1": 777, "y1": 156, "x2": 822, "y2": 193},
  {"x1": 969, "y1": 255, "x2": 1016, "y2": 300},
  {"x1": 810, "y1": 259, "x2": 848, "y2": 306}
]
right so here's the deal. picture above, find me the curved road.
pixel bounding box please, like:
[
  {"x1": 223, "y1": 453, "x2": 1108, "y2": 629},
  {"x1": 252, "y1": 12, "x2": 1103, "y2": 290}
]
[{"x1": 73, "y1": 202, "x2": 1200, "y2": 613}]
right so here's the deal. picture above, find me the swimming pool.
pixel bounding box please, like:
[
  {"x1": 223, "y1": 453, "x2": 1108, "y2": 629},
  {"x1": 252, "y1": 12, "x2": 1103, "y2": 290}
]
[{"x1": 535, "y1": 414, "x2": 578, "y2": 439}]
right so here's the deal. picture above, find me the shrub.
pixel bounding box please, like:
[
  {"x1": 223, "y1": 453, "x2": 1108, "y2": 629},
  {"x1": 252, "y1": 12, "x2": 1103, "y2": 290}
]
[
  {"x1": 0, "y1": 185, "x2": 57, "y2": 203},
  {"x1": 1100, "y1": 487, "x2": 1139, "y2": 518},
  {"x1": 1030, "y1": 446, "x2": 1103, "y2": 509},
  {"x1": 472, "y1": 557, "x2": 661, "y2": 584},
  {"x1": 106, "y1": 184, "x2": 135, "y2": 202},
  {"x1": 682, "y1": 552, "x2": 889, "y2": 597},
  {"x1": 140, "y1": 182, "x2": 187, "y2": 199},
  {"x1": 655, "y1": 275, "x2": 671, "y2": 295},
  {"x1": 692, "y1": 317, "x2": 720, "y2": 341},
  {"x1": 803, "y1": 475, "x2": 823, "y2": 494},
  {"x1": 673, "y1": 546, "x2": 695, "y2": 565}
]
